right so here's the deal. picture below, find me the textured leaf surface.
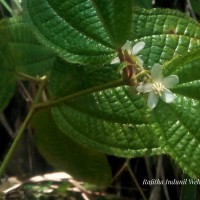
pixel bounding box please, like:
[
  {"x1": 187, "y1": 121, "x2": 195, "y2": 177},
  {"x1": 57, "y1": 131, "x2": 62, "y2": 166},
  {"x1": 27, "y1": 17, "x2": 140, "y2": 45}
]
[
  {"x1": 129, "y1": 9, "x2": 200, "y2": 177},
  {"x1": 49, "y1": 60, "x2": 149, "y2": 124},
  {"x1": 48, "y1": 8, "x2": 200, "y2": 178},
  {"x1": 49, "y1": 61, "x2": 161, "y2": 157},
  {"x1": 0, "y1": 17, "x2": 55, "y2": 77},
  {"x1": 151, "y1": 50, "x2": 200, "y2": 178},
  {"x1": 131, "y1": 8, "x2": 200, "y2": 67},
  {"x1": 31, "y1": 109, "x2": 112, "y2": 186},
  {"x1": 23, "y1": 0, "x2": 134, "y2": 65},
  {"x1": 49, "y1": 59, "x2": 85, "y2": 97}
]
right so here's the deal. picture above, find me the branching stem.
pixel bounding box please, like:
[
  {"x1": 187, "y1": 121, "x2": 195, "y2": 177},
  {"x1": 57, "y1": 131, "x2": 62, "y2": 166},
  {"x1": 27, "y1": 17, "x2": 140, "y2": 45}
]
[
  {"x1": 0, "y1": 71, "x2": 149, "y2": 178},
  {"x1": 0, "y1": 78, "x2": 47, "y2": 178},
  {"x1": 16, "y1": 72, "x2": 45, "y2": 83},
  {"x1": 34, "y1": 78, "x2": 125, "y2": 110},
  {"x1": 0, "y1": 78, "x2": 124, "y2": 178}
]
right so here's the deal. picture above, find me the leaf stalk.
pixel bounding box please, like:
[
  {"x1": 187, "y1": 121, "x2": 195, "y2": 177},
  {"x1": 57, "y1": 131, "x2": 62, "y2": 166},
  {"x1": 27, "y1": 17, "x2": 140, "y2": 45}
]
[{"x1": 0, "y1": 77, "x2": 47, "y2": 178}]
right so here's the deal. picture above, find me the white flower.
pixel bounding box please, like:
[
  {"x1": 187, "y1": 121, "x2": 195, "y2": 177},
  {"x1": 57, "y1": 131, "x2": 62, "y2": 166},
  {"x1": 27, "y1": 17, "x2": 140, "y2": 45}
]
[
  {"x1": 137, "y1": 64, "x2": 179, "y2": 109},
  {"x1": 110, "y1": 41, "x2": 145, "y2": 64}
]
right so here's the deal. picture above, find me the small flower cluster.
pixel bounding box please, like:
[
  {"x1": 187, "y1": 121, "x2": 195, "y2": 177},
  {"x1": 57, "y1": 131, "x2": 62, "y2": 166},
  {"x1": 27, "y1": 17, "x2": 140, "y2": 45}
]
[{"x1": 111, "y1": 41, "x2": 179, "y2": 109}]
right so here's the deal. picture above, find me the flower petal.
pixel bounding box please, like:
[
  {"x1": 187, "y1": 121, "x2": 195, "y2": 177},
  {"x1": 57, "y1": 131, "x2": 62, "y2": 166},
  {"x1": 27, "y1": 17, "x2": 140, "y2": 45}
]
[
  {"x1": 151, "y1": 64, "x2": 163, "y2": 82},
  {"x1": 110, "y1": 57, "x2": 120, "y2": 64},
  {"x1": 122, "y1": 40, "x2": 132, "y2": 53},
  {"x1": 132, "y1": 41, "x2": 145, "y2": 55},
  {"x1": 136, "y1": 83, "x2": 144, "y2": 93},
  {"x1": 137, "y1": 83, "x2": 152, "y2": 93},
  {"x1": 162, "y1": 75, "x2": 179, "y2": 88},
  {"x1": 160, "y1": 88, "x2": 175, "y2": 103},
  {"x1": 147, "y1": 92, "x2": 159, "y2": 109}
]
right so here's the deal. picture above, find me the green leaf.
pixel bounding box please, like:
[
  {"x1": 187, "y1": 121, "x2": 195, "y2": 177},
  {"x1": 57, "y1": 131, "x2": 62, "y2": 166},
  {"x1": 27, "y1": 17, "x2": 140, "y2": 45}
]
[
  {"x1": 0, "y1": 17, "x2": 56, "y2": 77},
  {"x1": 130, "y1": 9, "x2": 200, "y2": 178},
  {"x1": 91, "y1": 0, "x2": 133, "y2": 47},
  {"x1": 163, "y1": 49, "x2": 200, "y2": 100},
  {"x1": 150, "y1": 49, "x2": 200, "y2": 178},
  {"x1": 52, "y1": 104, "x2": 161, "y2": 157},
  {"x1": 131, "y1": 8, "x2": 200, "y2": 67},
  {"x1": 49, "y1": 58, "x2": 86, "y2": 97},
  {"x1": 0, "y1": 45, "x2": 16, "y2": 112},
  {"x1": 49, "y1": 8, "x2": 200, "y2": 178},
  {"x1": 129, "y1": 9, "x2": 200, "y2": 177},
  {"x1": 31, "y1": 109, "x2": 112, "y2": 186},
  {"x1": 23, "y1": 0, "x2": 133, "y2": 66},
  {"x1": 49, "y1": 60, "x2": 151, "y2": 124},
  {"x1": 49, "y1": 61, "x2": 160, "y2": 157}
]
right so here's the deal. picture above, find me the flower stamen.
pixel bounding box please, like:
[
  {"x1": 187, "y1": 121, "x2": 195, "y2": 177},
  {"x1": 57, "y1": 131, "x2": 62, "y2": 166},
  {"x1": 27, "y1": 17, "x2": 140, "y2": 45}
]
[
  {"x1": 136, "y1": 64, "x2": 179, "y2": 109},
  {"x1": 152, "y1": 82, "x2": 165, "y2": 96}
]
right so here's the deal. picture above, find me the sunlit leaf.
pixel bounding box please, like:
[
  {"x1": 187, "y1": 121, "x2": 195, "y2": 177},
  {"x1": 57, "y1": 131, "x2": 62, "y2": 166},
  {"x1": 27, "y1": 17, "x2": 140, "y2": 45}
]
[
  {"x1": 23, "y1": 0, "x2": 134, "y2": 66},
  {"x1": 49, "y1": 8, "x2": 200, "y2": 178}
]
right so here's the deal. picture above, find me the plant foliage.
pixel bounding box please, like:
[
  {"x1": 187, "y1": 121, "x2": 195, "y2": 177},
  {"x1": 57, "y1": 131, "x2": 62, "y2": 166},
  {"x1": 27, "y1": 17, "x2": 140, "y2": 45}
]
[{"x1": 1, "y1": 0, "x2": 200, "y2": 186}]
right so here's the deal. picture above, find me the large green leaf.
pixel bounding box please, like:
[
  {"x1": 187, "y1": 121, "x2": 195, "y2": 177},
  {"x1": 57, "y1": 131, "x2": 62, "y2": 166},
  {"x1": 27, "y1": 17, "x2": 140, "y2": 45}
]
[
  {"x1": 151, "y1": 50, "x2": 200, "y2": 178},
  {"x1": 130, "y1": 10, "x2": 200, "y2": 177},
  {"x1": 49, "y1": 59, "x2": 150, "y2": 124},
  {"x1": 129, "y1": 9, "x2": 200, "y2": 177},
  {"x1": 49, "y1": 60, "x2": 161, "y2": 157},
  {"x1": 0, "y1": 17, "x2": 55, "y2": 77},
  {"x1": 31, "y1": 109, "x2": 112, "y2": 186},
  {"x1": 49, "y1": 58, "x2": 86, "y2": 97},
  {"x1": 131, "y1": 8, "x2": 200, "y2": 67},
  {"x1": 48, "y1": 8, "x2": 200, "y2": 178},
  {"x1": 23, "y1": 0, "x2": 134, "y2": 66}
]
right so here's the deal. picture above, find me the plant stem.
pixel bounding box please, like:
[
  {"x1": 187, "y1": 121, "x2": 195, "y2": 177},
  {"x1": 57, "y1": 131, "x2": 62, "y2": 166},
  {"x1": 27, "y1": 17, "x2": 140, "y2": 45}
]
[
  {"x1": 12, "y1": 0, "x2": 22, "y2": 13},
  {"x1": 136, "y1": 70, "x2": 150, "y2": 79},
  {"x1": 111, "y1": 159, "x2": 147, "y2": 200},
  {"x1": 110, "y1": 159, "x2": 129, "y2": 183},
  {"x1": 0, "y1": 78, "x2": 47, "y2": 178},
  {"x1": 0, "y1": 107, "x2": 34, "y2": 178},
  {"x1": 0, "y1": 0, "x2": 13, "y2": 16},
  {"x1": 35, "y1": 78, "x2": 125, "y2": 110},
  {"x1": 127, "y1": 162, "x2": 147, "y2": 200},
  {"x1": 16, "y1": 72, "x2": 45, "y2": 83},
  {"x1": 0, "y1": 78, "x2": 124, "y2": 178}
]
